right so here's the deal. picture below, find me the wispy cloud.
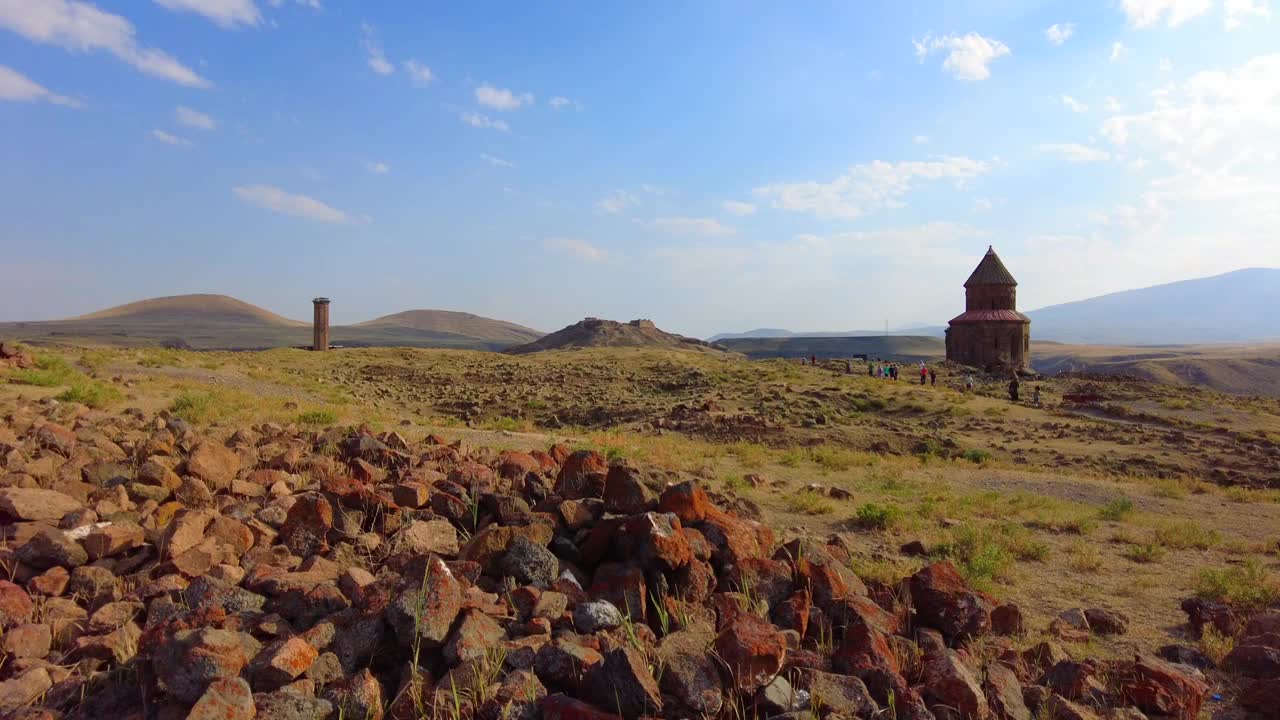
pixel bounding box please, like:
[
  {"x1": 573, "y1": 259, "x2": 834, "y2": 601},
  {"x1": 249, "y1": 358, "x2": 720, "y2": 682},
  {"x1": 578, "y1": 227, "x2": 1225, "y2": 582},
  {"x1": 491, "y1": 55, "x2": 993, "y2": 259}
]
[
  {"x1": 1060, "y1": 95, "x2": 1088, "y2": 113},
  {"x1": 1110, "y1": 41, "x2": 1129, "y2": 62},
  {"x1": 0, "y1": 65, "x2": 83, "y2": 108},
  {"x1": 459, "y1": 111, "x2": 509, "y2": 132},
  {"x1": 549, "y1": 96, "x2": 582, "y2": 111},
  {"x1": 151, "y1": 129, "x2": 191, "y2": 146},
  {"x1": 0, "y1": 0, "x2": 209, "y2": 87},
  {"x1": 544, "y1": 237, "x2": 615, "y2": 263},
  {"x1": 1039, "y1": 143, "x2": 1112, "y2": 164},
  {"x1": 402, "y1": 59, "x2": 433, "y2": 85},
  {"x1": 480, "y1": 153, "x2": 514, "y2": 168},
  {"x1": 1120, "y1": 0, "x2": 1214, "y2": 27},
  {"x1": 721, "y1": 200, "x2": 757, "y2": 217},
  {"x1": 365, "y1": 161, "x2": 389, "y2": 175},
  {"x1": 233, "y1": 184, "x2": 351, "y2": 223},
  {"x1": 1045, "y1": 22, "x2": 1077, "y2": 45},
  {"x1": 360, "y1": 23, "x2": 393, "y2": 76},
  {"x1": 651, "y1": 217, "x2": 736, "y2": 237},
  {"x1": 594, "y1": 190, "x2": 639, "y2": 214},
  {"x1": 153, "y1": 0, "x2": 261, "y2": 28},
  {"x1": 475, "y1": 84, "x2": 533, "y2": 111},
  {"x1": 913, "y1": 32, "x2": 1010, "y2": 81},
  {"x1": 753, "y1": 156, "x2": 991, "y2": 220},
  {"x1": 175, "y1": 105, "x2": 217, "y2": 130}
]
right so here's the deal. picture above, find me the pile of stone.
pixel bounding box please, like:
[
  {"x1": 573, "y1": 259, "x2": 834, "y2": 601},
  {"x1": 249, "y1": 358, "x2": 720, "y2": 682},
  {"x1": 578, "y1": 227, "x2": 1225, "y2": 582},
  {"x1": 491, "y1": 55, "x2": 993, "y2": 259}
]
[
  {"x1": 0, "y1": 398, "x2": 1214, "y2": 719},
  {"x1": 0, "y1": 343, "x2": 34, "y2": 370}
]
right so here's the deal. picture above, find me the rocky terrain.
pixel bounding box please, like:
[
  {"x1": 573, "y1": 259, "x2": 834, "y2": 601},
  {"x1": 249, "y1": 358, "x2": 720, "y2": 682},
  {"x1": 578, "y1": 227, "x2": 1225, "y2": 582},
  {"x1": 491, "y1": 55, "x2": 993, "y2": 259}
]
[
  {"x1": 506, "y1": 318, "x2": 726, "y2": 355},
  {"x1": 1, "y1": 396, "x2": 1270, "y2": 720}
]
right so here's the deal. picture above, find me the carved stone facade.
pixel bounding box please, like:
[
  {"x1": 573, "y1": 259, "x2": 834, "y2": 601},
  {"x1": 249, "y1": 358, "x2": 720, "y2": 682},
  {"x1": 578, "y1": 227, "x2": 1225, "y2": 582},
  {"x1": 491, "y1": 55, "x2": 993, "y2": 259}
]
[{"x1": 945, "y1": 247, "x2": 1031, "y2": 372}]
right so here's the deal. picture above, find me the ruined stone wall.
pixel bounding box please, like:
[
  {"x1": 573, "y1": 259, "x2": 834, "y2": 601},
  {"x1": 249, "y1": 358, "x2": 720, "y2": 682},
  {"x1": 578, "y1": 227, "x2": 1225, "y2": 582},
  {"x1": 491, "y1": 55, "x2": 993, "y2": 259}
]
[
  {"x1": 965, "y1": 286, "x2": 1017, "y2": 312},
  {"x1": 947, "y1": 321, "x2": 1030, "y2": 370}
]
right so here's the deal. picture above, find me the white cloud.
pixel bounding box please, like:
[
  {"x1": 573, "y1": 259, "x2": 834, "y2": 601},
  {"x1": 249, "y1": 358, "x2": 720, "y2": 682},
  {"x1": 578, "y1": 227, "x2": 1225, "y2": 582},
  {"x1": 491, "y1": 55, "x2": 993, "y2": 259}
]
[
  {"x1": 480, "y1": 153, "x2": 514, "y2": 168},
  {"x1": 1061, "y1": 95, "x2": 1089, "y2": 113},
  {"x1": 475, "y1": 84, "x2": 533, "y2": 111},
  {"x1": 1045, "y1": 22, "x2": 1076, "y2": 45},
  {"x1": 360, "y1": 23, "x2": 393, "y2": 76},
  {"x1": 233, "y1": 184, "x2": 350, "y2": 223},
  {"x1": 365, "y1": 161, "x2": 389, "y2": 175},
  {"x1": 1038, "y1": 143, "x2": 1112, "y2": 163},
  {"x1": 651, "y1": 217, "x2": 736, "y2": 237},
  {"x1": 175, "y1": 104, "x2": 216, "y2": 130},
  {"x1": 972, "y1": 196, "x2": 1006, "y2": 213},
  {"x1": 753, "y1": 156, "x2": 991, "y2": 220},
  {"x1": 1105, "y1": 96, "x2": 1124, "y2": 112},
  {"x1": 0, "y1": 65, "x2": 83, "y2": 107},
  {"x1": 721, "y1": 200, "x2": 757, "y2": 216},
  {"x1": 402, "y1": 59, "x2": 432, "y2": 85},
  {"x1": 594, "y1": 190, "x2": 639, "y2": 214},
  {"x1": 913, "y1": 135, "x2": 929, "y2": 144},
  {"x1": 544, "y1": 237, "x2": 614, "y2": 263},
  {"x1": 1121, "y1": 0, "x2": 1213, "y2": 27},
  {"x1": 1225, "y1": 0, "x2": 1272, "y2": 29},
  {"x1": 0, "y1": 0, "x2": 209, "y2": 88},
  {"x1": 549, "y1": 96, "x2": 581, "y2": 111},
  {"x1": 1110, "y1": 42, "x2": 1129, "y2": 62},
  {"x1": 459, "y1": 111, "x2": 509, "y2": 132},
  {"x1": 913, "y1": 32, "x2": 1010, "y2": 81},
  {"x1": 153, "y1": 0, "x2": 260, "y2": 28},
  {"x1": 151, "y1": 129, "x2": 191, "y2": 146}
]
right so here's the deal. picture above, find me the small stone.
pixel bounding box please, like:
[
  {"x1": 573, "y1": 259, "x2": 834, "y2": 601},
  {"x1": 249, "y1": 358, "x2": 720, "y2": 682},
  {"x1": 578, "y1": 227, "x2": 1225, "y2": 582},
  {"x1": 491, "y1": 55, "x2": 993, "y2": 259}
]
[
  {"x1": 189, "y1": 677, "x2": 255, "y2": 720},
  {"x1": 396, "y1": 518, "x2": 459, "y2": 556},
  {"x1": 573, "y1": 600, "x2": 623, "y2": 634},
  {"x1": 0, "y1": 488, "x2": 83, "y2": 522},
  {"x1": 254, "y1": 637, "x2": 320, "y2": 692},
  {"x1": 0, "y1": 623, "x2": 51, "y2": 659},
  {"x1": 16, "y1": 528, "x2": 87, "y2": 569},
  {"x1": 83, "y1": 522, "x2": 144, "y2": 560},
  {"x1": 500, "y1": 535, "x2": 559, "y2": 589}
]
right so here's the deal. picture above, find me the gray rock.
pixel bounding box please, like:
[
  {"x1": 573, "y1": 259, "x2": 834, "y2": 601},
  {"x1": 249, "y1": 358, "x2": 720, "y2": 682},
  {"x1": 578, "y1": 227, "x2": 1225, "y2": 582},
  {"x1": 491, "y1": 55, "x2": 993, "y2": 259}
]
[
  {"x1": 500, "y1": 535, "x2": 559, "y2": 588},
  {"x1": 573, "y1": 600, "x2": 623, "y2": 634},
  {"x1": 183, "y1": 575, "x2": 266, "y2": 614},
  {"x1": 253, "y1": 690, "x2": 334, "y2": 720},
  {"x1": 16, "y1": 528, "x2": 87, "y2": 569}
]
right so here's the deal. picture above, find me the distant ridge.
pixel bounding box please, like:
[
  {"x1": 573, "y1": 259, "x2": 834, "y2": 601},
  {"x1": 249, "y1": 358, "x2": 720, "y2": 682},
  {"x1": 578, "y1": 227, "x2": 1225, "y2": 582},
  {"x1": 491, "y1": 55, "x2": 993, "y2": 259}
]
[
  {"x1": 709, "y1": 327, "x2": 947, "y2": 342},
  {"x1": 1026, "y1": 268, "x2": 1280, "y2": 344},
  {"x1": 72, "y1": 294, "x2": 307, "y2": 326},
  {"x1": 355, "y1": 310, "x2": 542, "y2": 346},
  {"x1": 507, "y1": 318, "x2": 726, "y2": 355}
]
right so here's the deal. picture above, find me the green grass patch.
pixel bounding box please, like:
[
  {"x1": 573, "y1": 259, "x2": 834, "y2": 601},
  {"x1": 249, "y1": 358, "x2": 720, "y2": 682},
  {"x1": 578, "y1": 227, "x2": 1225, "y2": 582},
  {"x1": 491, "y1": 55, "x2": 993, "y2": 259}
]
[
  {"x1": 1098, "y1": 497, "x2": 1135, "y2": 522},
  {"x1": 960, "y1": 448, "x2": 992, "y2": 465},
  {"x1": 785, "y1": 490, "x2": 835, "y2": 515},
  {"x1": 297, "y1": 409, "x2": 338, "y2": 426},
  {"x1": 9, "y1": 356, "x2": 77, "y2": 387},
  {"x1": 932, "y1": 524, "x2": 1015, "y2": 591},
  {"x1": 56, "y1": 381, "x2": 122, "y2": 409},
  {"x1": 1153, "y1": 521, "x2": 1220, "y2": 550},
  {"x1": 169, "y1": 391, "x2": 215, "y2": 422},
  {"x1": 1195, "y1": 559, "x2": 1280, "y2": 610},
  {"x1": 853, "y1": 502, "x2": 904, "y2": 531},
  {"x1": 1123, "y1": 543, "x2": 1166, "y2": 564}
]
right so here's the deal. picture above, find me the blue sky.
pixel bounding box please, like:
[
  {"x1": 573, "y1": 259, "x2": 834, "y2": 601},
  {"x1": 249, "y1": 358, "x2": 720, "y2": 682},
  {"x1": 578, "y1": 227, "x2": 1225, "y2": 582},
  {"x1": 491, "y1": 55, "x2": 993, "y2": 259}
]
[{"x1": 2, "y1": 0, "x2": 1278, "y2": 337}]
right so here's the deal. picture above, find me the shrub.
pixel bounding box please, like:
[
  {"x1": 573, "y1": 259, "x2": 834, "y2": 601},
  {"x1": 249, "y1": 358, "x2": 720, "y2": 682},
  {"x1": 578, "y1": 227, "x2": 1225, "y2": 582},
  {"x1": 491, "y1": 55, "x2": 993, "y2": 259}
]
[
  {"x1": 854, "y1": 502, "x2": 903, "y2": 531},
  {"x1": 1199, "y1": 626, "x2": 1235, "y2": 665},
  {"x1": 1098, "y1": 497, "x2": 1135, "y2": 522},
  {"x1": 1123, "y1": 543, "x2": 1166, "y2": 564},
  {"x1": 169, "y1": 391, "x2": 214, "y2": 421},
  {"x1": 1154, "y1": 522, "x2": 1220, "y2": 550},
  {"x1": 961, "y1": 448, "x2": 992, "y2": 465},
  {"x1": 56, "y1": 381, "x2": 122, "y2": 409},
  {"x1": 933, "y1": 524, "x2": 1014, "y2": 590},
  {"x1": 9, "y1": 356, "x2": 76, "y2": 387},
  {"x1": 297, "y1": 409, "x2": 338, "y2": 426},
  {"x1": 785, "y1": 490, "x2": 835, "y2": 515},
  {"x1": 1067, "y1": 541, "x2": 1104, "y2": 573},
  {"x1": 1195, "y1": 560, "x2": 1280, "y2": 610}
]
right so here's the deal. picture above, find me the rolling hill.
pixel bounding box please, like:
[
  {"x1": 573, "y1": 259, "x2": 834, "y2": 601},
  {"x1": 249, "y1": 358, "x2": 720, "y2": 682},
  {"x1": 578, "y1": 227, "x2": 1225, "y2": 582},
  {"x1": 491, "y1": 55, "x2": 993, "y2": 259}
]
[
  {"x1": 717, "y1": 335, "x2": 944, "y2": 362},
  {"x1": 354, "y1": 310, "x2": 541, "y2": 347},
  {"x1": 1024, "y1": 268, "x2": 1280, "y2": 344},
  {"x1": 507, "y1": 318, "x2": 726, "y2": 355},
  {"x1": 0, "y1": 295, "x2": 542, "y2": 351}
]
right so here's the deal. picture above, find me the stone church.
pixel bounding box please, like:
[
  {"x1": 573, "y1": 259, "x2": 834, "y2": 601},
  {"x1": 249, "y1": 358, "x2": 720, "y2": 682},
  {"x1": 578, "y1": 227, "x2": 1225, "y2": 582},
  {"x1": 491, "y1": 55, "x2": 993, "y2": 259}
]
[{"x1": 945, "y1": 246, "x2": 1032, "y2": 372}]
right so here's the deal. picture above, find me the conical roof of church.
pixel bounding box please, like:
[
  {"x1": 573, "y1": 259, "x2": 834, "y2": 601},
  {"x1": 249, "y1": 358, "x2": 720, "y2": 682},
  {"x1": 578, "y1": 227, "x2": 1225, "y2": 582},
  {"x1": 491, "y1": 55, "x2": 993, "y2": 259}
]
[{"x1": 964, "y1": 246, "x2": 1018, "y2": 287}]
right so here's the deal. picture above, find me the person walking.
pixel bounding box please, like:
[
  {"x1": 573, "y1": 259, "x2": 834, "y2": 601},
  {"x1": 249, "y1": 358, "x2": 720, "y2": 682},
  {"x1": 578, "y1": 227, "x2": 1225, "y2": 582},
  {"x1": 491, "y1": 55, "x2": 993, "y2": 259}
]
[
  {"x1": 868, "y1": 362, "x2": 874, "y2": 378},
  {"x1": 920, "y1": 365, "x2": 928, "y2": 386},
  {"x1": 1009, "y1": 375, "x2": 1020, "y2": 402},
  {"x1": 811, "y1": 355, "x2": 817, "y2": 367},
  {"x1": 929, "y1": 368, "x2": 937, "y2": 386},
  {"x1": 965, "y1": 375, "x2": 974, "y2": 392}
]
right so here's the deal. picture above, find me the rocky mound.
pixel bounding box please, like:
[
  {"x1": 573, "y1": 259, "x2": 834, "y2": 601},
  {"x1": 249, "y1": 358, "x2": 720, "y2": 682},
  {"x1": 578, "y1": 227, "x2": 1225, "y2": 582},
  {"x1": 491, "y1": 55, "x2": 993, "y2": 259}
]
[
  {"x1": 506, "y1": 318, "x2": 726, "y2": 355},
  {"x1": 0, "y1": 401, "x2": 1244, "y2": 719},
  {"x1": 70, "y1": 294, "x2": 307, "y2": 326}
]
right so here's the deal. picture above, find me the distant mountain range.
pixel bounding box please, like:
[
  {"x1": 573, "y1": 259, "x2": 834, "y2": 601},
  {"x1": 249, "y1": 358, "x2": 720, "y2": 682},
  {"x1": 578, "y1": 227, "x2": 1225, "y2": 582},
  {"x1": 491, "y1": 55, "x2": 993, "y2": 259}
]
[
  {"x1": 0, "y1": 294, "x2": 543, "y2": 351},
  {"x1": 711, "y1": 268, "x2": 1280, "y2": 346}
]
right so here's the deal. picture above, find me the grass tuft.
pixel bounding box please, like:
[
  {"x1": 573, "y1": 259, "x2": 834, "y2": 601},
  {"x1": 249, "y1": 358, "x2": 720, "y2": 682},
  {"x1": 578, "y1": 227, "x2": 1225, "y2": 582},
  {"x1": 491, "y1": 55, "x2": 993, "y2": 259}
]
[
  {"x1": 56, "y1": 381, "x2": 123, "y2": 409},
  {"x1": 785, "y1": 490, "x2": 835, "y2": 515},
  {"x1": 297, "y1": 409, "x2": 338, "y2": 426},
  {"x1": 1195, "y1": 559, "x2": 1280, "y2": 610}
]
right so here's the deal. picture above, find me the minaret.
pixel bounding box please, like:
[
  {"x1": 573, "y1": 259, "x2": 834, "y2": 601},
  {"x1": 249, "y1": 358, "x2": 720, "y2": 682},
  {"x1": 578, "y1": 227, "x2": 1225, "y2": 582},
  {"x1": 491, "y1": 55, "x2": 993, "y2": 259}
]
[{"x1": 312, "y1": 298, "x2": 330, "y2": 351}]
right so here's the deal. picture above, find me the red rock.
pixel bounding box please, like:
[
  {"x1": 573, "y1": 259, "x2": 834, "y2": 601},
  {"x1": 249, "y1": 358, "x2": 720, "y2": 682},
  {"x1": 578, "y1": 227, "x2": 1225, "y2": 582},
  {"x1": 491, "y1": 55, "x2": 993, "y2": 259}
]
[
  {"x1": 772, "y1": 590, "x2": 811, "y2": 637},
  {"x1": 391, "y1": 482, "x2": 430, "y2": 509},
  {"x1": 542, "y1": 693, "x2": 623, "y2": 720},
  {"x1": 186, "y1": 440, "x2": 241, "y2": 490},
  {"x1": 279, "y1": 494, "x2": 334, "y2": 558},
  {"x1": 459, "y1": 523, "x2": 553, "y2": 574},
  {"x1": 793, "y1": 669, "x2": 879, "y2": 718},
  {"x1": 922, "y1": 648, "x2": 989, "y2": 719},
  {"x1": 386, "y1": 557, "x2": 463, "y2": 649},
  {"x1": 656, "y1": 628, "x2": 722, "y2": 716},
  {"x1": 188, "y1": 677, "x2": 255, "y2": 720},
  {"x1": 535, "y1": 639, "x2": 605, "y2": 690},
  {"x1": 322, "y1": 668, "x2": 384, "y2": 720},
  {"x1": 253, "y1": 636, "x2": 319, "y2": 691},
  {"x1": 602, "y1": 464, "x2": 654, "y2": 515},
  {"x1": 153, "y1": 627, "x2": 262, "y2": 703},
  {"x1": 1241, "y1": 678, "x2": 1280, "y2": 714},
  {"x1": 714, "y1": 613, "x2": 786, "y2": 694},
  {"x1": 396, "y1": 519, "x2": 459, "y2": 557},
  {"x1": 589, "y1": 563, "x2": 647, "y2": 621},
  {"x1": 909, "y1": 562, "x2": 992, "y2": 641},
  {"x1": 159, "y1": 509, "x2": 214, "y2": 560},
  {"x1": 984, "y1": 661, "x2": 1031, "y2": 720},
  {"x1": 1223, "y1": 644, "x2": 1280, "y2": 678},
  {"x1": 699, "y1": 506, "x2": 763, "y2": 564},
  {"x1": 657, "y1": 481, "x2": 711, "y2": 524},
  {"x1": 554, "y1": 451, "x2": 608, "y2": 500},
  {"x1": 1118, "y1": 654, "x2": 1209, "y2": 720},
  {"x1": 444, "y1": 609, "x2": 506, "y2": 666},
  {"x1": 34, "y1": 424, "x2": 76, "y2": 456},
  {"x1": 0, "y1": 580, "x2": 34, "y2": 628},
  {"x1": 1, "y1": 623, "x2": 51, "y2": 659},
  {"x1": 0, "y1": 488, "x2": 83, "y2": 522},
  {"x1": 620, "y1": 512, "x2": 692, "y2": 570},
  {"x1": 0, "y1": 668, "x2": 52, "y2": 713},
  {"x1": 83, "y1": 522, "x2": 144, "y2": 560},
  {"x1": 499, "y1": 451, "x2": 541, "y2": 480},
  {"x1": 992, "y1": 603, "x2": 1025, "y2": 635},
  {"x1": 584, "y1": 646, "x2": 663, "y2": 718},
  {"x1": 832, "y1": 619, "x2": 900, "y2": 676}
]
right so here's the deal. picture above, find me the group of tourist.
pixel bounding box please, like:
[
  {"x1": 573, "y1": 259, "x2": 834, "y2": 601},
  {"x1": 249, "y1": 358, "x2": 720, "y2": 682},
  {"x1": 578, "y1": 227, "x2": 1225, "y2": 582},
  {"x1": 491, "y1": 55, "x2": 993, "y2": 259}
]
[{"x1": 866, "y1": 361, "x2": 938, "y2": 386}]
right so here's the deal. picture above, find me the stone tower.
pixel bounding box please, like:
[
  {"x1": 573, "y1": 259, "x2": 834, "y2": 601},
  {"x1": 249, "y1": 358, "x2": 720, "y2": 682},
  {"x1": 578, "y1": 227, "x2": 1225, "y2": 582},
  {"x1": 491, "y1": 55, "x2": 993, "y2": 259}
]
[
  {"x1": 312, "y1": 298, "x2": 330, "y2": 351},
  {"x1": 945, "y1": 247, "x2": 1031, "y2": 372}
]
